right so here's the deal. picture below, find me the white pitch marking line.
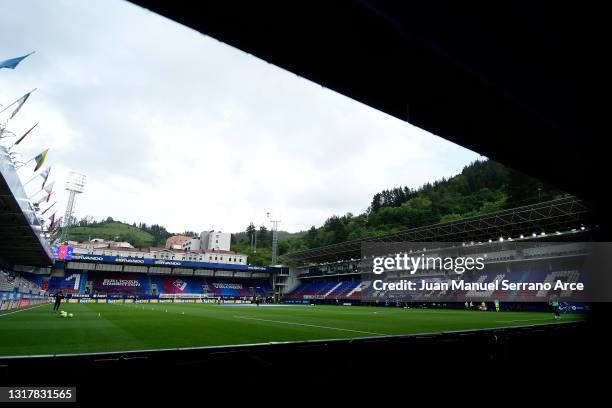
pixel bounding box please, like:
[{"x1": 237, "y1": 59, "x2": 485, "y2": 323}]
[
  {"x1": 497, "y1": 318, "x2": 559, "y2": 323},
  {"x1": 233, "y1": 315, "x2": 388, "y2": 336},
  {"x1": 0, "y1": 303, "x2": 48, "y2": 317}
]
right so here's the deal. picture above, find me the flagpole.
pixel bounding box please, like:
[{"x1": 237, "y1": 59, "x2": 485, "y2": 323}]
[
  {"x1": 23, "y1": 166, "x2": 49, "y2": 188},
  {"x1": 41, "y1": 202, "x2": 56, "y2": 215},
  {"x1": 9, "y1": 122, "x2": 39, "y2": 149},
  {"x1": 23, "y1": 173, "x2": 39, "y2": 187},
  {"x1": 29, "y1": 184, "x2": 53, "y2": 201},
  {"x1": 15, "y1": 157, "x2": 34, "y2": 170},
  {"x1": 0, "y1": 88, "x2": 37, "y2": 115},
  {"x1": 28, "y1": 188, "x2": 44, "y2": 200}
]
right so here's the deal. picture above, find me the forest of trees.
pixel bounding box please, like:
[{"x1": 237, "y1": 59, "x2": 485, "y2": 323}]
[
  {"x1": 270, "y1": 159, "x2": 566, "y2": 257},
  {"x1": 72, "y1": 216, "x2": 172, "y2": 247}
]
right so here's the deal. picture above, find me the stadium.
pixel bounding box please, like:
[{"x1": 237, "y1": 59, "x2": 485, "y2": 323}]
[
  {"x1": 0, "y1": 0, "x2": 607, "y2": 402},
  {"x1": 0, "y1": 188, "x2": 594, "y2": 355}
]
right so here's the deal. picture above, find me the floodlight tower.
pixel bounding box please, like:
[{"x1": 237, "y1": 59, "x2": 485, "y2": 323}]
[
  {"x1": 63, "y1": 171, "x2": 86, "y2": 230},
  {"x1": 266, "y1": 212, "x2": 281, "y2": 265}
]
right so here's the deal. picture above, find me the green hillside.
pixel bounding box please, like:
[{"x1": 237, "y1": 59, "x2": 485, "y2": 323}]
[
  {"x1": 269, "y1": 159, "x2": 567, "y2": 257},
  {"x1": 66, "y1": 222, "x2": 156, "y2": 248}
]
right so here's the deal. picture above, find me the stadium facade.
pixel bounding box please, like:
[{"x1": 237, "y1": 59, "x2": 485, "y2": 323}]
[
  {"x1": 2, "y1": 247, "x2": 277, "y2": 311},
  {"x1": 67, "y1": 238, "x2": 248, "y2": 265}
]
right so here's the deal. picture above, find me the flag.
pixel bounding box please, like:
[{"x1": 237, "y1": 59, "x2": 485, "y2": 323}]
[
  {"x1": 39, "y1": 167, "x2": 51, "y2": 189},
  {"x1": 51, "y1": 218, "x2": 62, "y2": 234},
  {"x1": 43, "y1": 180, "x2": 54, "y2": 194},
  {"x1": 41, "y1": 202, "x2": 56, "y2": 215},
  {"x1": 49, "y1": 217, "x2": 61, "y2": 234},
  {"x1": 43, "y1": 181, "x2": 54, "y2": 202},
  {"x1": 33, "y1": 149, "x2": 48, "y2": 172},
  {"x1": 14, "y1": 122, "x2": 39, "y2": 145},
  {"x1": 8, "y1": 90, "x2": 34, "y2": 119},
  {"x1": 0, "y1": 52, "x2": 34, "y2": 70}
]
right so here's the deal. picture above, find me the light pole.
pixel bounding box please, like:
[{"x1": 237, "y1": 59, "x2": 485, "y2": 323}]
[
  {"x1": 266, "y1": 212, "x2": 281, "y2": 265},
  {"x1": 60, "y1": 171, "x2": 86, "y2": 241}
]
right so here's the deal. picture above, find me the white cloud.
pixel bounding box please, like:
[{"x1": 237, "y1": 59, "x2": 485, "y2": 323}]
[{"x1": 1, "y1": 0, "x2": 482, "y2": 234}]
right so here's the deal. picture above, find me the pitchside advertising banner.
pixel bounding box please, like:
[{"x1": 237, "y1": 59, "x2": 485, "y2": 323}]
[
  {"x1": 361, "y1": 241, "x2": 612, "y2": 303},
  {"x1": 0, "y1": 294, "x2": 49, "y2": 311},
  {"x1": 55, "y1": 297, "x2": 244, "y2": 304}
]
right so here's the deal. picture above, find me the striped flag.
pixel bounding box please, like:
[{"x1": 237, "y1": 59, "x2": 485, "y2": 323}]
[
  {"x1": 33, "y1": 149, "x2": 48, "y2": 172},
  {"x1": 0, "y1": 89, "x2": 36, "y2": 119},
  {"x1": 9, "y1": 91, "x2": 33, "y2": 119},
  {"x1": 39, "y1": 167, "x2": 51, "y2": 189}
]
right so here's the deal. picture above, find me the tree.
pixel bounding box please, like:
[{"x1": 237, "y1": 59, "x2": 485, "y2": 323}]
[
  {"x1": 304, "y1": 226, "x2": 317, "y2": 247},
  {"x1": 370, "y1": 193, "x2": 382, "y2": 213},
  {"x1": 246, "y1": 223, "x2": 256, "y2": 244},
  {"x1": 257, "y1": 225, "x2": 271, "y2": 246},
  {"x1": 324, "y1": 215, "x2": 348, "y2": 244}
]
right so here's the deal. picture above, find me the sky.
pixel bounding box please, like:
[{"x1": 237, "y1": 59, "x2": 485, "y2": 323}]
[{"x1": 0, "y1": 0, "x2": 482, "y2": 234}]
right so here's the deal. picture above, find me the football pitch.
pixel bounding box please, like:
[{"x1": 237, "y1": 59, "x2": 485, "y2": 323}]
[{"x1": 0, "y1": 303, "x2": 585, "y2": 357}]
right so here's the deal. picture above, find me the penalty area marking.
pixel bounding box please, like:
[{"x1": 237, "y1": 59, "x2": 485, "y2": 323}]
[
  {"x1": 233, "y1": 315, "x2": 388, "y2": 336},
  {"x1": 0, "y1": 303, "x2": 48, "y2": 317}
]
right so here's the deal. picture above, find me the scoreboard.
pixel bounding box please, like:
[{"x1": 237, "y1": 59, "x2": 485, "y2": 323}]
[{"x1": 51, "y1": 245, "x2": 74, "y2": 260}]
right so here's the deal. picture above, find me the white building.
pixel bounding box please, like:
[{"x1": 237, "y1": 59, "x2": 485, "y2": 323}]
[
  {"x1": 200, "y1": 230, "x2": 231, "y2": 251},
  {"x1": 181, "y1": 238, "x2": 201, "y2": 252},
  {"x1": 71, "y1": 239, "x2": 247, "y2": 265},
  {"x1": 76, "y1": 239, "x2": 135, "y2": 250}
]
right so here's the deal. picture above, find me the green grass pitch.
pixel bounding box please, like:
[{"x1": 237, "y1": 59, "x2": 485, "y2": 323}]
[{"x1": 0, "y1": 303, "x2": 585, "y2": 357}]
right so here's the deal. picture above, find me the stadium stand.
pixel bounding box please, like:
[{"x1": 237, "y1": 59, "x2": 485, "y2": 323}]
[
  {"x1": 285, "y1": 280, "x2": 360, "y2": 301},
  {"x1": 0, "y1": 269, "x2": 48, "y2": 295},
  {"x1": 89, "y1": 271, "x2": 151, "y2": 296},
  {"x1": 36, "y1": 270, "x2": 274, "y2": 299},
  {"x1": 204, "y1": 278, "x2": 271, "y2": 298},
  {"x1": 0, "y1": 269, "x2": 50, "y2": 311},
  {"x1": 285, "y1": 267, "x2": 584, "y2": 304},
  {"x1": 149, "y1": 275, "x2": 271, "y2": 298},
  {"x1": 48, "y1": 272, "x2": 86, "y2": 294}
]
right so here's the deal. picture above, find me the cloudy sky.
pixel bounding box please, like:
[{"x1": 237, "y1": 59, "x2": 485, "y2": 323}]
[{"x1": 1, "y1": 0, "x2": 482, "y2": 234}]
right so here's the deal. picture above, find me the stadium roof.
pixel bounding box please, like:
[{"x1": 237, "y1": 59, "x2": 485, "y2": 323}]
[
  {"x1": 286, "y1": 196, "x2": 591, "y2": 263},
  {"x1": 128, "y1": 1, "x2": 603, "y2": 219},
  {"x1": 0, "y1": 146, "x2": 53, "y2": 267}
]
